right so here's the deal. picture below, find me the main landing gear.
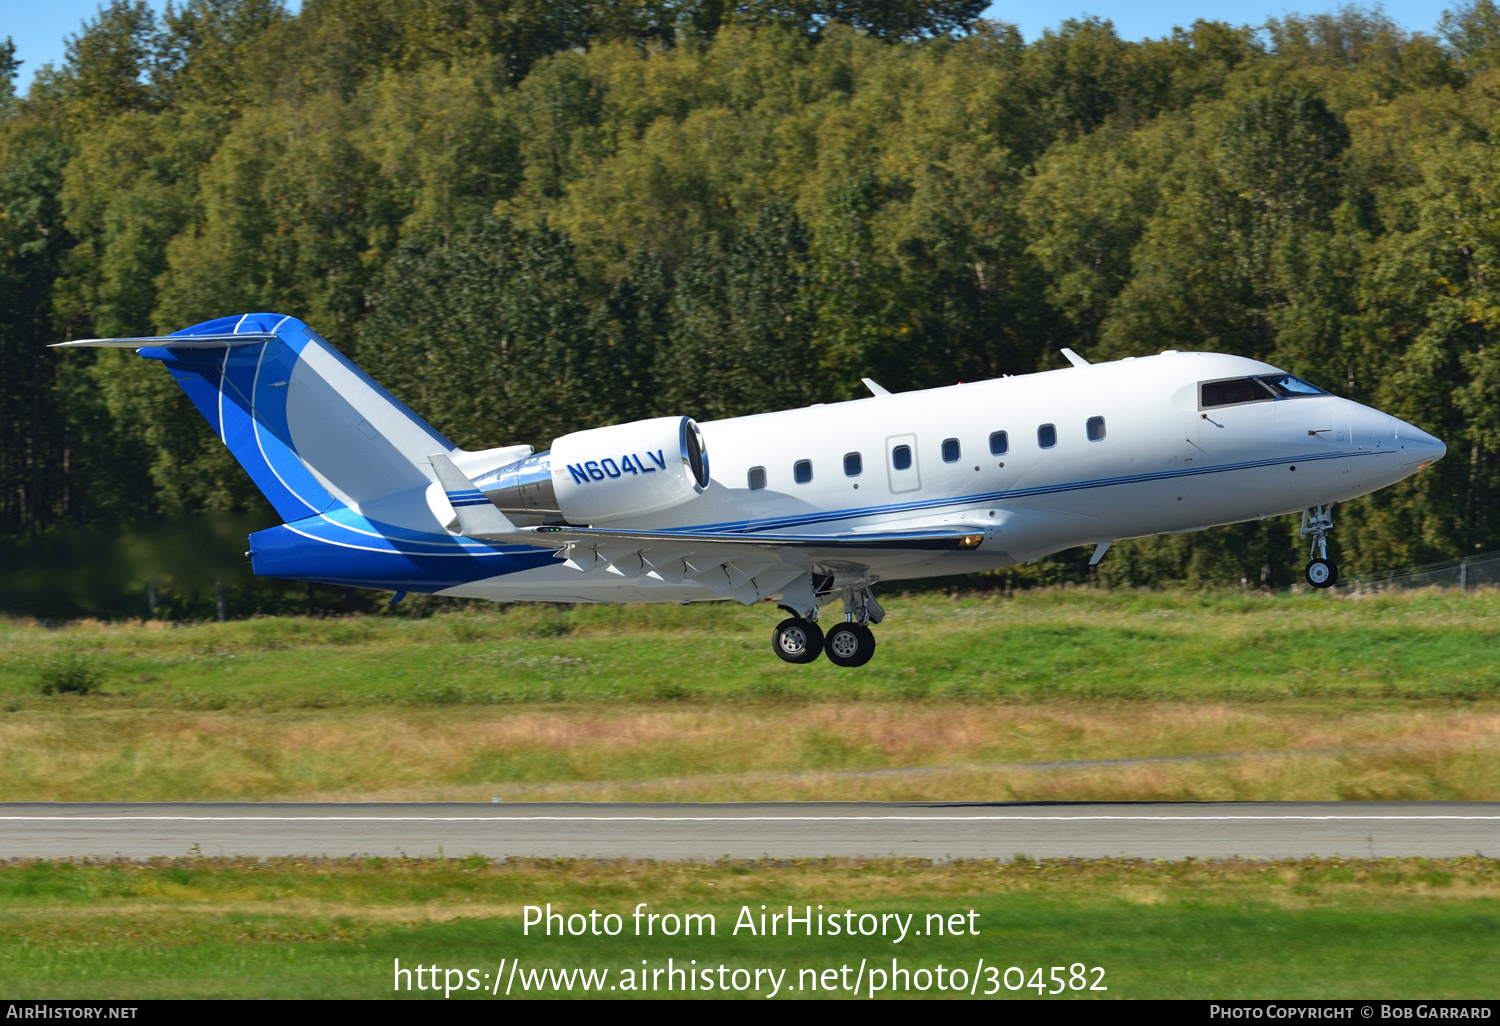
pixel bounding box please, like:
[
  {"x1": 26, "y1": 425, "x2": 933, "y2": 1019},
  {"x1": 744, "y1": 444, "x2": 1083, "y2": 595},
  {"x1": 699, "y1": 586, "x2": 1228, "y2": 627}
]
[
  {"x1": 772, "y1": 579, "x2": 883, "y2": 667},
  {"x1": 1301, "y1": 504, "x2": 1338, "y2": 589}
]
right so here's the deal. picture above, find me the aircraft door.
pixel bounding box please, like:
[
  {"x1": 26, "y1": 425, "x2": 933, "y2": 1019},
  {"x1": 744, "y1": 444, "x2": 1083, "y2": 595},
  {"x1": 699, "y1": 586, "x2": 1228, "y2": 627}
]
[{"x1": 886, "y1": 434, "x2": 921, "y2": 494}]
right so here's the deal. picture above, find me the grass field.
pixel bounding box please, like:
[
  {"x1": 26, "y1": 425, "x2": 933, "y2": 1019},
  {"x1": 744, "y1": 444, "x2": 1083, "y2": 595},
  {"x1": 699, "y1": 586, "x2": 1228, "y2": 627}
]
[
  {"x1": 2, "y1": 857, "x2": 1497, "y2": 999},
  {"x1": 1, "y1": 589, "x2": 1498, "y2": 802},
  {"x1": 6, "y1": 589, "x2": 1500, "y2": 707}
]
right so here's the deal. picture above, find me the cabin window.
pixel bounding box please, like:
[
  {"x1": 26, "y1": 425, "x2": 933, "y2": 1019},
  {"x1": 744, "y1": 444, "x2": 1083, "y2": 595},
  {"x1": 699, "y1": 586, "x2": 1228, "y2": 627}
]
[
  {"x1": 989, "y1": 431, "x2": 1008, "y2": 455},
  {"x1": 748, "y1": 466, "x2": 766, "y2": 490},
  {"x1": 941, "y1": 438, "x2": 961, "y2": 463},
  {"x1": 794, "y1": 459, "x2": 813, "y2": 484},
  {"x1": 1087, "y1": 416, "x2": 1106, "y2": 442},
  {"x1": 844, "y1": 452, "x2": 863, "y2": 477},
  {"x1": 892, "y1": 445, "x2": 913, "y2": 471},
  {"x1": 1201, "y1": 377, "x2": 1275, "y2": 409},
  {"x1": 1038, "y1": 424, "x2": 1057, "y2": 448}
]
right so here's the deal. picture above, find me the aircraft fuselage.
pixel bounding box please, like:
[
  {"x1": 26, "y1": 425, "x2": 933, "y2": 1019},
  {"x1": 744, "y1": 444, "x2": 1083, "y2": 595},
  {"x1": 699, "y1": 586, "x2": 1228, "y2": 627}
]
[{"x1": 440, "y1": 350, "x2": 1442, "y2": 601}]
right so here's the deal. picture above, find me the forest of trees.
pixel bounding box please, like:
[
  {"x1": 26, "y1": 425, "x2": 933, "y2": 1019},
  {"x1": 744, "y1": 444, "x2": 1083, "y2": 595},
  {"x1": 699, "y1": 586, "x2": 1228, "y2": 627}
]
[{"x1": 4, "y1": 0, "x2": 1500, "y2": 610}]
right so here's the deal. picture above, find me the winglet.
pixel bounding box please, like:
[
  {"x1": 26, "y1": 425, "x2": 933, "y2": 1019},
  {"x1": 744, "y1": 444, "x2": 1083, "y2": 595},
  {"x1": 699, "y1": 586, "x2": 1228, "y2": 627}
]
[
  {"x1": 1061, "y1": 348, "x2": 1090, "y2": 368},
  {"x1": 428, "y1": 452, "x2": 519, "y2": 538},
  {"x1": 862, "y1": 377, "x2": 892, "y2": 396}
]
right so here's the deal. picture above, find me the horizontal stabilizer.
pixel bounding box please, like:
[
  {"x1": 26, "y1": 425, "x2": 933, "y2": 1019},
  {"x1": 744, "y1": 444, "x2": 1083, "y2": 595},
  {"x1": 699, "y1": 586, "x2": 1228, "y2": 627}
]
[
  {"x1": 428, "y1": 452, "x2": 518, "y2": 538},
  {"x1": 51, "y1": 333, "x2": 279, "y2": 349}
]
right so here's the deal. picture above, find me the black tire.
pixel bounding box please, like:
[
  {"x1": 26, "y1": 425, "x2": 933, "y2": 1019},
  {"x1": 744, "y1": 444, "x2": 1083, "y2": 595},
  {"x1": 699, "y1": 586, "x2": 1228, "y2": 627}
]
[
  {"x1": 824, "y1": 622, "x2": 876, "y2": 667},
  {"x1": 772, "y1": 617, "x2": 823, "y2": 663},
  {"x1": 848, "y1": 623, "x2": 876, "y2": 666},
  {"x1": 1306, "y1": 558, "x2": 1338, "y2": 589}
]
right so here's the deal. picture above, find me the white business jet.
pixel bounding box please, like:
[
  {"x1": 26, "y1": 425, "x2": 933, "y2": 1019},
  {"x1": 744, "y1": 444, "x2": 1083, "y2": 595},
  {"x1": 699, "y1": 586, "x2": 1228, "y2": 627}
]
[{"x1": 56, "y1": 314, "x2": 1446, "y2": 666}]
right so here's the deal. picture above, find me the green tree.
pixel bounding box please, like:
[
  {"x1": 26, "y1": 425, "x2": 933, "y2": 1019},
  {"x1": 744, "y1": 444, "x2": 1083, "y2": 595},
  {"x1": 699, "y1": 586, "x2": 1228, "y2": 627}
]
[
  {"x1": 0, "y1": 37, "x2": 20, "y2": 108},
  {"x1": 57, "y1": 1, "x2": 160, "y2": 128},
  {"x1": 1022, "y1": 121, "x2": 1172, "y2": 356},
  {"x1": 661, "y1": 202, "x2": 819, "y2": 419},
  {"x1": 156, "y1": 0, "x2": 290, "y2": 115},
  {"x1": 1441, "y1": 0, "x2": 1500, "y2": 72},
  {"x1": 357, "y1": 216, "x2": 604, "y2": 448}
]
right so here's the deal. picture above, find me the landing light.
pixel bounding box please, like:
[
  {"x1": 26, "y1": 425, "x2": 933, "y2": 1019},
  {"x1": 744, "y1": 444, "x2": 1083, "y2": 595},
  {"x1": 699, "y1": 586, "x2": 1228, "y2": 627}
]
[{"x1": 959, "y1": 534, "x2": 984, "y2": 549}]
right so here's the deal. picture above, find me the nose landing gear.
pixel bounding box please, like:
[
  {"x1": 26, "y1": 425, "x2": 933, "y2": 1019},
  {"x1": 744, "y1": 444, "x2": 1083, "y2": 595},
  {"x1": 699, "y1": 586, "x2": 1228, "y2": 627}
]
[{"x1": 1301, "y1": 504, "x2": 1338, "y2": 589}]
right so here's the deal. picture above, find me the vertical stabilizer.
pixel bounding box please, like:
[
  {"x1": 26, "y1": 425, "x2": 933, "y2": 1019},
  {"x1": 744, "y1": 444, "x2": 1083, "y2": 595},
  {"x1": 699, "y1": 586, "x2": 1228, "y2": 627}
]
[{"x1": 56, "y1": 313, "x2": 456, "y2": 528}]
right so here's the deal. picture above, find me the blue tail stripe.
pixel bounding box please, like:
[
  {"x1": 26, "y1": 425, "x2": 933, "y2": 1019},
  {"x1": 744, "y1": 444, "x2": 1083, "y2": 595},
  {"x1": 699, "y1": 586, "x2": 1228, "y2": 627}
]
[
  {"x1": 230, "y1": 334, "x2": 338, "y2": 518},
  {"x1": 306, "y1": 506, "x2": 534, "y2": 554},
  {"x1": 250, "y1": 514, "x2": 556, "y2": 591},
  {"x1": 148, "y1": 325, "x2": 338, "y2": 522}
]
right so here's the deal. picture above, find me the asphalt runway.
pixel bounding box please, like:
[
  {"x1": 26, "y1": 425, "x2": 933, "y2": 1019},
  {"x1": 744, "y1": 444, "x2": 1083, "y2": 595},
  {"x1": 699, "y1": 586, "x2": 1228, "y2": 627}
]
[{"x1": 2, "y1": 802, "x2": 1497, "y2": 860}]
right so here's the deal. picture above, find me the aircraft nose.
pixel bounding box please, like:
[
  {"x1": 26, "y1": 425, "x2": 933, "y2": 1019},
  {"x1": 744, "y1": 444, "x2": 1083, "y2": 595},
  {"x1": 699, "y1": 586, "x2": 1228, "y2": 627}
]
[{"x1": 1396, "y1": 420, "x2": 1447, "y2": 468}]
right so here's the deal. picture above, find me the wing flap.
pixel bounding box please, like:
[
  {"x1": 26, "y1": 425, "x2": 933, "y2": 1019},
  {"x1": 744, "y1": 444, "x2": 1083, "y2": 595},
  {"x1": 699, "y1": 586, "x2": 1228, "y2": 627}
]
[{"x1": 530, "y1": 523, "x2": 986, "y2": 605}]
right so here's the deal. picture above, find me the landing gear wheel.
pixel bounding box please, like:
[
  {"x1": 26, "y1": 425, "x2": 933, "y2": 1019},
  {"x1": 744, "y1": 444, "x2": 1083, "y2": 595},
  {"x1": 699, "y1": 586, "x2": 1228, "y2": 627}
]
[
  {"x1": 772, "y1": 617, "x2": 823, "y2": 663},
  {"x1": 850, "y1": 623, "x2": 876, "y2": 666},
  {"x1": 824, "y1": 622, "x2": 876, "y2": 667},
  {"x1": 1305, "y1": 558, "x2": 1338, "y2": 589}
]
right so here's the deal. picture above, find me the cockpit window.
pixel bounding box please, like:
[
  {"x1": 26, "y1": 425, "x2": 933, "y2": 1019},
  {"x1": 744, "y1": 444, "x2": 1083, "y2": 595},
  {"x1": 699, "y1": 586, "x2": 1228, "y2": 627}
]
[
  {"x1": 1201, "y1": 378, "x2": 1275, "y2": 408},
  {"x1": 1260, "y1": 374, "x2": 1327, "y2": 398},
  {"x1": 1200, "y1": 374, "x2": 1328, "y2": 409}
]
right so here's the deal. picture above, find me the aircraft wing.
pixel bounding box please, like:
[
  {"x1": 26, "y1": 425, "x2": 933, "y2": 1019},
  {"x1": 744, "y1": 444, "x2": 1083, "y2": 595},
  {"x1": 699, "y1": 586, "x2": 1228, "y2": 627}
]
[
  {"x1": 428, "y1": 450, "x2": 986, "y2": 603},
  {"x1": 523, "y1": 524, "x2": 987, "y2": 551},
  {"x1": 500, "y1": 524, "x2": 986, "y2": 604}
]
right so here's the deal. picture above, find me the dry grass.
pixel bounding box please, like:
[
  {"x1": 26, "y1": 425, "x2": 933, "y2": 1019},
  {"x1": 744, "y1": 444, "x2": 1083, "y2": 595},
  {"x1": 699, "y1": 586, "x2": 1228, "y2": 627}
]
[
  {"x1": 1, "y1": 701, "x2": 1496, "y2": 802},
  {"x1": 3, "y1": 590, "x2": 1498, "y2": 802}
]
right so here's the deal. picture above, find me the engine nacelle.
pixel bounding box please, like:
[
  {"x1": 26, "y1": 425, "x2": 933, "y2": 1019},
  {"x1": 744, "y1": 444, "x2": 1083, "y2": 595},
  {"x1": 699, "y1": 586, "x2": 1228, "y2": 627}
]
[
  {"x1": 469, "y1": 416, "x2": 709, "y2": 526},
  {"x1": 551, "y1": 416, "x2": 710, "y2": 524}
]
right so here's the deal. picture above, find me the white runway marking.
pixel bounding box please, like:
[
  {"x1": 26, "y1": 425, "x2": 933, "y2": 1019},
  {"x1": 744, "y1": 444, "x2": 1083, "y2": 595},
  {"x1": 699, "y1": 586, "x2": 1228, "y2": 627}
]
[{"x1": 3, "y1": 814, "x2": 1499, "y2": 822}]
